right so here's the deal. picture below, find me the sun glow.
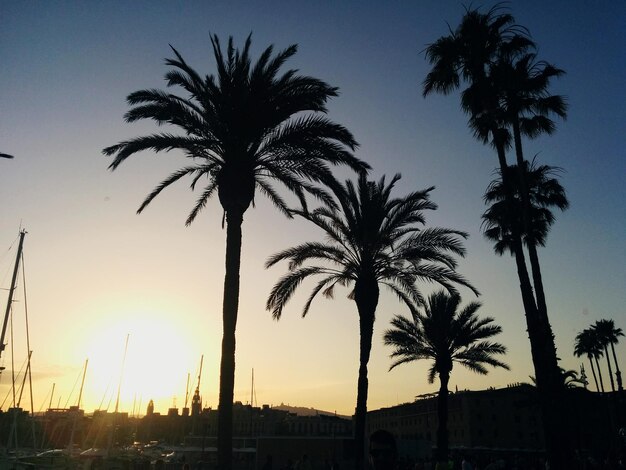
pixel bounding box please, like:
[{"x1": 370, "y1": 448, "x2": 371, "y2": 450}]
[{"x1": 77, "y1": 308, "x2": 200, "y2": 415}]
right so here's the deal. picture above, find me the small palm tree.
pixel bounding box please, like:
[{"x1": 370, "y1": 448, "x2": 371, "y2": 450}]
[
  {"x1": 593, "y1": 319, "x2": 624, "y2": 391},
  {"x1": 559, "y1": 368, "x2": 586, "y2": 389},
  {"x1": 574, "y1": 328, "x2": 605, "y2": 392},
  {"x1": 266, "y1": 174, "x2": 477, "y2": 470},
  {"x1": 103, "y1": 34, "x2": 369, "y2": 470},
  {"x1": 383, "y1": 291, "x2": 508, "y2": 463}
]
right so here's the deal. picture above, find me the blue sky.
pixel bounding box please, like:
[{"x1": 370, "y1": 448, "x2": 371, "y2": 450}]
[{"x1": 0, "y1": 1, "x2": 624, "y2": 414}]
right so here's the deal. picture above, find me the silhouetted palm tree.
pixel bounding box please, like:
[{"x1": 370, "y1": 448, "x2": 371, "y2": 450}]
[
  {"x1": 103, "y1": 34, "x2": 369, "y2": 469},
  {"x1": 482, "y1": 159, "x2": 568, "y2": 254},
  {"x1": 422, "y1": 4, "x2": 542, "y2": 355},
  {"x1": 593, "y1": 319, "x2": 624, "y2": 391},
  {"x1": 492, "y1": 53, "x2": 567, "y2": 329},
  {"x1": 383, "y1": 291, "x2": 508, "y2": 463},
  {"x1": 529, "y1": 367, "x2": 587, "y2": 389},
  {"x1": 423, "y1": 6, "x2": 569, "y2": 464},
  {"x1": 266, "y1": 174, "x2": 476, "y2": 470},
  {"x1": 575, "y1": 328, "x2": 605, "y2": 392}
]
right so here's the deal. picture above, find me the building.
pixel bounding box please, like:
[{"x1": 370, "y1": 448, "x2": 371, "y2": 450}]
[{"x1": 367, "y1": 384, "x2": 624, "y2": 458}]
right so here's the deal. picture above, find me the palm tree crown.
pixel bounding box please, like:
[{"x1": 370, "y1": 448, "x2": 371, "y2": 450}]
[
  {"x1": 266, "y1": 173, "x2": 477, "y2": 470},
  {"x1": 384, "y1": 290, "x2": 508, "y2": 462},
  {"x1": 482, "y1": 158, "x2": 568, "y2": 255},
  {"x1": 384, "y1": 291, "x2": 508, "y2": 382},
  {"x1": 266, "y1": 173, "x2": 477, "y2": 319},
  {"x1": 103, "y1": 34, "x2": 368, "y2": 224}
]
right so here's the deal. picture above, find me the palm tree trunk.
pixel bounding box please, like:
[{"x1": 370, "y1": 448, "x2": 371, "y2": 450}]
[
  {"x1": 511, "y1": 120, "x2": 549, "y2": 313},
  {"x1": 595, "y1": 356, "x2": 605, "y2": 393},
  {"x1": 610, "y1": 343, "x2": 623, "y2": 391},
  {"x1": 436, "y1": 371, "x2": 450, "y2": 463},
  {"x1": 353, "y1": 276, "x2": 378, "y2": 470},
  {"x1": 217, "y1": 208, "x2": 244, "y2": 470},
  {"x1": 588, "y1": 356, "x2": 600, "y2": 392},
  {"x1": 604, "y1": 346, "x2": 616, "y2": 392},
  {"x1": 493, "y1": 134, "x2": 568, "y2": 467},
  {"x1": 512, "y1": 119, "x2": 560, "y2": 371}
]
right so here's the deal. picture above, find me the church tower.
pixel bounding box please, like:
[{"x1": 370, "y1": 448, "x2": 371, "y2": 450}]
[{"x1": 146, "y1": 399, "x2": 154, "y2": 416}]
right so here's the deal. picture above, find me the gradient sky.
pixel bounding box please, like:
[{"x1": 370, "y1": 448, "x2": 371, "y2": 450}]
[{"x1": 1, "y1": 1, "x2": 624, "y2": 417}]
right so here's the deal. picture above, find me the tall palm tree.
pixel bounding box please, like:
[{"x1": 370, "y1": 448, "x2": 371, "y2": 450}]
[
  {"x1": 574, "y1": 328, "x2": 604, "y2": 392},
  {"x1": 383, "y1": 291, "x2": 508, "y2": 463},
  {"x1": 422, "y1": 5, "x2": 545, "y2": 364},
  {"x1": 266, "y1": 174, "x2": 477, "y2": 470},
  {"x1": 423, "y1": 9, "x2": 571, "y2": 460},
  {"x1": 593, "y1": 319, "x2": 624, "y2": 391},
  {"x1": 103, "y1": 34, "x2": 369, "y2": 469},
  {"x1": 492, "y1": 53, "x2": 567, "y2": 328},
  {"x1": 481, "y1": 158, "x2": 569, "y2": 254}
]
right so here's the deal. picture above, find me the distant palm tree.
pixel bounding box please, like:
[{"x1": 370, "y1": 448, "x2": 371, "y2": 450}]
[
  {"x1": 559, "y1": 368, "x2": 586, "y2": 389},
  {"x1": 266, "y1": 174, "x2": 476, "y2": 470},
  {"x1": 593, "y1": 319, "x2": 624, "y2": 391},
  {"x1": 482, "y1": 159, "x2": 568, "y2": 254},
  {"x1": 575, "y1": 328, "x2": 604, "y2": 392},
  {"x1": 383, "y1": 291, "x2": 508, "y2": 463},
  {"x1": 103, "y1": 34, "x2": 369, "y2": 470},
  {"x1": 528, "y1": 367, "x2": 587, "y2": 389},
  {"x1": 0, "y1": 153, "x2": 14, "y2": 159}
]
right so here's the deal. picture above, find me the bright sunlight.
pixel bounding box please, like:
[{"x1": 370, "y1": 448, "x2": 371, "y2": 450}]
[{"x1": 77, "y1": 307, "x2": 201, "y2": 415}]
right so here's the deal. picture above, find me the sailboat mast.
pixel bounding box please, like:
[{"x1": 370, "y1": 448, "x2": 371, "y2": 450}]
[
  {"x1": 114, "y1": 334, "x2": 129, "y2": 413},
  {"x1": 0, "y1": 229, "x2": 26, "y2": 362},
  {"x1": 184, "y1": 372, "x2": 190, "y2": 409},
  {"x1": 250, "y1": 367, "x2": 254, "y2": 408},
  {"x1": 77, "y1": 359, "x2": 88, "y2": 409}
]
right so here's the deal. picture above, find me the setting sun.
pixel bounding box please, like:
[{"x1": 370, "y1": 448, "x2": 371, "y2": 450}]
[{"x1": 76, "y1": 308, "x2": 201, "y2": 415}]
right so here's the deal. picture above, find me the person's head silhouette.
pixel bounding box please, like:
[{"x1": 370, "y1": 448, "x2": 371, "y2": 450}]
[{"x1": 368, "y1": 429, "x2": 397, "y2": 470}]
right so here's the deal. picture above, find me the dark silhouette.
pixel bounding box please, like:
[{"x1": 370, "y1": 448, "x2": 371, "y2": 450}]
[
  {"x1": 0, "y1": 153, "x2": 14, "y2": 159},
  {"x1": 574, "y1": 328, "x2": 605, "y2": 393},
  {"x1": 593, "y1": 319, "x2": 624, "y2": 392},
  {"x1": 102, "y1": 34, "x2": 369, "y2": 470},
  {"x1": 384, "y1": 290, "x2": 508, "y2": 464},
  {"x1": 481, "y1": 159, "x2": 568, "y2": 255},
  {"x1": 368, "y1": 429, "x2": 397, "y2": 470},
  {"x1": 489, "y1": 53, "x2": 567, "y2": 334},
  {"x1": 422, "y1": 5, "x2": 569, "y2": 465},
  {"x1": 266, "y1": 174, "x2": 477, "y2": 470}
]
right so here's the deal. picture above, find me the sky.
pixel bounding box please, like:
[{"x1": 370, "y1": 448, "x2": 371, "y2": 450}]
[{"x1": 0, "y1": 1, "x2": 624, "y2": 417}]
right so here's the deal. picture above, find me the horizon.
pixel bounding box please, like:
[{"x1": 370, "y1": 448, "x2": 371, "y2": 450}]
[{"x1": 1, "y1": 1, "x2": 624, "y2": 417}]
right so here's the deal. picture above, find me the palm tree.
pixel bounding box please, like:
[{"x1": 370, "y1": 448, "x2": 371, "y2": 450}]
[
  {"x1": 266, "y1": 174, "x2": 477, "y2": 470},
  {"x1": 422, "y1": 5, "x2": 545, "y2": 368},
  {"x1": 103, "y1": 34, "x2": 369, "y2": 469},
  {"x1": 481, "y1": 158, "x2": 569, "y2": 254},
  {"x1": 383, "y1": 291, "x2": 508, "y2": 463},
  {"x1": 593, "y1": 319, "x2": 624, "y2": 391},
  {"x1": 574, "y1": 328, "x2": 605, "y2": 392},
  {"x1": 492, "y1": 52, "x2": 567, "y2": 328},
  {"x1": 423, "y1": 6, "x2": 568, "y2": 464}
]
